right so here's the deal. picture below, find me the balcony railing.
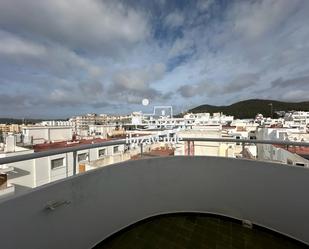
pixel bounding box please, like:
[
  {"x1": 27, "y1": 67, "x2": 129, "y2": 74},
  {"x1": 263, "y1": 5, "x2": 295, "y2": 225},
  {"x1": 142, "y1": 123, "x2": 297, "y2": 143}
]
[
  {"x1": 0, "y1": 137, "x2": 308, "y2": 165},
  {"x1": 0, "y1": 136, "x2": 308, "y2": 198}
]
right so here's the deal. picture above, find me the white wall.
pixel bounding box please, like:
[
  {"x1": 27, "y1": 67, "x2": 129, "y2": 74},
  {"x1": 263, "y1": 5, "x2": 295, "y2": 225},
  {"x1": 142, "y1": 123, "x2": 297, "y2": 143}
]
[
  {"x1": 3, "y1": 149, "x2": 35, "y2": 188},
  {"x1": 23, "y1": 127, "x2": 72, "y2": 144},
  {"x1": 256, "y1": 128, "x2": 309, "y2": 165},
  {"x1": 175, "y1": 130, "x2": 221, "y2": 156},
  {"x1": 5, "y1": 144, "x2": 126, "y2": 190},
  {"x1": 0, "y1": 157, "x2": 308, "y2": 249},
  {"x1": 257, "y1": 144, "x2": 309, "y2": 166}
]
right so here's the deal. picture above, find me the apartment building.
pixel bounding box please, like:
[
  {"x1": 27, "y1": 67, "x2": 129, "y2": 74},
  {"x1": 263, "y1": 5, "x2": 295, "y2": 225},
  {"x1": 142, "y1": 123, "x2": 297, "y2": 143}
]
[
  {"x1": 0, "y1": 136, "x2": 126, "y2": 196},
  {"x1": 0, "y1": 124, "x2": 22, "y2": 133}
]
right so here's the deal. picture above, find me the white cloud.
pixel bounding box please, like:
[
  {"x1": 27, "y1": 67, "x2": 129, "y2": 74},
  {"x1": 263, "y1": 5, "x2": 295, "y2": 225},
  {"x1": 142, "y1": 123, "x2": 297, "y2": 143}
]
[
  {"x1": 232, "y1": 0, "x2": 302, "y2": 41},
  {"x1": 0, "y1": 0, "x2": 309, "y2": 117},
  {"x1": 282, "y1": 90, "x2": 309, "y2": 101},
  {"x1": 0, "y1": 0, "x2": 150, "y2": 54},
  {"x1": 168, "y1": 38, "x2": 194, "y2": 58},
  {"x1": 0, "y1": 31, "x2": 45, "y2": 57},
  {"x1": 177, "y1": 73, "x2": 259, "y2": 98},
  {"x1": 113, "y1": 63, "x2": 166, "y2": 91},
  {"x1": 196, "y1": 0, "x2": 214, "y2": 12},
  {"x1": 164, "y1": 11, "x2": 184, "y2": 29},
  {"x1": 0, "y1": 29, "x2": 104, "y2": 82}
]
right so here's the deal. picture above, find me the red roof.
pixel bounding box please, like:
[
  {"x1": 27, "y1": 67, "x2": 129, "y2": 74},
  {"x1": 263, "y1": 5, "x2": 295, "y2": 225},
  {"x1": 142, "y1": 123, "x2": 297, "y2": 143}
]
[
  {"x1": 275, "y1": 144, "x2": 309, "y2": 156},
  {"x1": 33, "y1": 133, "x2": 149, "y2": 152},
  {"x1": 33, "y1": 137, "x2": 123, "y2": 152}
]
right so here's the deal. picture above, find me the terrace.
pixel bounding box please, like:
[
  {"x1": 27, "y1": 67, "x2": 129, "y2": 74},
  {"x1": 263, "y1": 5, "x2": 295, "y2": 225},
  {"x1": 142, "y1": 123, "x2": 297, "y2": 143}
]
[{"x1": 0, "y1": 138, "x2": 309, "y2": 249}]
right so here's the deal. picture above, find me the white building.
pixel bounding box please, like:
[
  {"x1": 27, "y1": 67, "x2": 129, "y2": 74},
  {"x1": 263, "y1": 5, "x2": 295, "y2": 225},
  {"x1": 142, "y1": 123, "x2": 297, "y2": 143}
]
[
  {"x1": 0, "y1": 137, "x2": 126, "y2": 196},
  {"x1": 256, "y1": 127, "x2": 309, "y2": 166},
  {"x1": 174, "y1": 127, "x2": 236, "y2": 158},
  {"x1": 22, "y1": 126, "x2": 73, "y2": 144},
  {"x1": 88, "y1": 124, "x2": 118, "y2": 138},
  {"x1": 41, "y1": 120, "x2": 74, "y2": 127},
  {"x1": 291, "y1": 111, "x2": 309, "y2": 125},
  {"x1": 183, "y1": 112, "x2": 234, "y2": 125}
]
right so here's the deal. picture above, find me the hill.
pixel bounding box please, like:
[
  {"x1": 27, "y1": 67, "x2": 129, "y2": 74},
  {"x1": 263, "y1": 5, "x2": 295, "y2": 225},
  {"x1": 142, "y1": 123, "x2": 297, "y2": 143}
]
[
  {"x1": 0, "y1": 118, "x2": 65, "y2": 124},
  {"x1": 187, "y1": 99, "x2": 309, "y2": 119}
]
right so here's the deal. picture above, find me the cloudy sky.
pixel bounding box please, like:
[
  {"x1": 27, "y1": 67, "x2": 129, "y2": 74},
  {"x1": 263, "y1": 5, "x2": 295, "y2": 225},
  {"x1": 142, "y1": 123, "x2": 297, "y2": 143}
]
[{"x1": 0, "y1": 0, "x2": 309, "y2": 118}]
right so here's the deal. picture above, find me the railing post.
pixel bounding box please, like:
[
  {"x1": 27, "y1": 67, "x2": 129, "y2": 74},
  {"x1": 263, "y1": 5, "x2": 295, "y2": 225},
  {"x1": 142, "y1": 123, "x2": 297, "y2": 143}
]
[
  {"x1": 242, "y1": 142, "x2": 245, "y2": 158},
  {"x1": 256, "y1": 144, "x2": 259, "y2": 160},
  {"x1": 73, "y1": 151, "x2": 77, "y2": 175},
  {"x1": 140, "y1": 143, "x2": 143, "y2": 158},
  {"x1": 66, "y1": 153, "x2": 69, "y2": 177},
  {"x1": 187, "y1": 141, "x2": 191, "y2": 156}
]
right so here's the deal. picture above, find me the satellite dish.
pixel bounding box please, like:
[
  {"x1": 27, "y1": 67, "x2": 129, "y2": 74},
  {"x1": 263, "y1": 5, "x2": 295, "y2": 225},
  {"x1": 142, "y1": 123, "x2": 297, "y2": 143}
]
[{"x1": 142, "y1": 98, "x2": 149, "y2": 106}]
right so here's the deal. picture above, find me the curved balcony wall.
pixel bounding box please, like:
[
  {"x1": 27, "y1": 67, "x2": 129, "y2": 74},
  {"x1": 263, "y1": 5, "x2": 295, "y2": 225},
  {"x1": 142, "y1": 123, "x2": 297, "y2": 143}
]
[{"x1": 0, "y1": 156, "x2": 308, "y2": 249}]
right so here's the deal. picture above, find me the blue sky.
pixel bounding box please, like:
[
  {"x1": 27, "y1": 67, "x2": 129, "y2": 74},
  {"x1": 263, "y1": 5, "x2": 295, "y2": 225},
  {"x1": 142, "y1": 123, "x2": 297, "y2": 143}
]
[{"x1": 0, "y1": 0, "x2": 309, "y2": 118}]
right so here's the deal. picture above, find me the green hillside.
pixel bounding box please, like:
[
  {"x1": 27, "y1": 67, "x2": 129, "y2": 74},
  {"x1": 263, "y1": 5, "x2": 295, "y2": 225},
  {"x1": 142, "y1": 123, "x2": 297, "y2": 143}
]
[
  {"x1": 188, "y1": 99, "x2": 309, "y2": 119},
  {"x1": 0, "y1": 118, "x2": 64, "y2": 124}
]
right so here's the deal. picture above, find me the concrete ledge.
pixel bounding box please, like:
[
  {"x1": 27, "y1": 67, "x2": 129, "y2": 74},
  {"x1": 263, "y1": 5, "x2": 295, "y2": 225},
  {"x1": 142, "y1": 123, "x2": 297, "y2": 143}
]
[{"x1": 0, "y1": 156, "x2": 308, "y2": 249}]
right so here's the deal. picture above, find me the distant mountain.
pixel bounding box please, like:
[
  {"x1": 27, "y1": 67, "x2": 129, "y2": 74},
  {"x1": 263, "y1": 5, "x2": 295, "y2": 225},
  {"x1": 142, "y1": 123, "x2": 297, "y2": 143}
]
[
  {"x1": 0, "y1": 118, "x2": 66, "y2": 124},
  {"x1": 187, "y1": 99, "x2": 309, "y2": 119},
  {"x1": 0, "y1": 118, "x2": 44, "y2": 124}
]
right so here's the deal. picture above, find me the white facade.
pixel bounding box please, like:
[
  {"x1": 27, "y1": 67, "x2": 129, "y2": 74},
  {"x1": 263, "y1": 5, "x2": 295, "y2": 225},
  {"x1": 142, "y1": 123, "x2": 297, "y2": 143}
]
[
  {"x1": 184, "y1": 112, "x2": 234, "y2": 125},
  {"x1": 292, "y1": 111, "x2": 309, "y2": 125},
  {"x1": 175, "y1": 128, "x2": 235, "y2": 158},
  {"x1": 1, "y1": 143, "x2": 126, "y2": 194},
  {"x1": 0, "y1": 145, "x2": 34, "y2": 196},
  {"x1": 22, "y1": 126, "x2": 73, "y2": 144},
  {"x1": 41, "y1": 120, "x2": 74, "y2": 127},
  {"x1": 88, "y1": 124, "x2": 117, "y2": 138},
  {"x1": 133, "y1": 111, "x2": 233, "y2": 131},
  {"x1": 69, "y1": 113, "x2": 130, "y2": 135},
  {"x1": 256, "y1": 128, "x2": 309, "y2": 166}
]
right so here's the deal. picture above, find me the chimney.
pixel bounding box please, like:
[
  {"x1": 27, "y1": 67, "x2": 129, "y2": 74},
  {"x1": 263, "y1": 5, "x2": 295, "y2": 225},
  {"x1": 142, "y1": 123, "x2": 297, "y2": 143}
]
[{"x1": 5, "y1": 135, "x2": 16, "y2": 153}]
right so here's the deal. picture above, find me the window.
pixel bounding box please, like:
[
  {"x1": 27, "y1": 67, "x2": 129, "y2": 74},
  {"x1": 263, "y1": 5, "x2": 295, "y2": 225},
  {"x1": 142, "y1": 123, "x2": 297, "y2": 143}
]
[
  {"x1": 98, "y1": 148, "x2": 106, "y2": 157},
  {"x1": 236, "y1": 136, "x2": 241, "y2": 145},
  {"x1": 51, "y1": 158, "x2": 64, "y2": 169},
  {"x1": 113, "y1": 146, "x2": 119, "y2": 154},
  {"x1": 78, "y1": 153, "x2": 88, "y2": 162}
]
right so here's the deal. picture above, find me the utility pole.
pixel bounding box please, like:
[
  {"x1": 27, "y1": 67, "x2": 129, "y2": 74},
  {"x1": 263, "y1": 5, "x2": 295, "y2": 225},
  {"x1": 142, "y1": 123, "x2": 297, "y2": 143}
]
[{"x1": 269, "y1": 103, "x2": 273, "y2": 118}]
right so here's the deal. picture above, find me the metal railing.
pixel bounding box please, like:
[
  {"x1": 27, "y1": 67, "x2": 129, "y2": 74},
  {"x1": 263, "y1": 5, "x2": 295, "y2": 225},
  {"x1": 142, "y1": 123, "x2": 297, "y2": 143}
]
[
  {"x1": 0, "y1": 135, "x2": 309, "y2": 197},
  {"x1": 182, "y1": 137, "x2": 309, "y2": 157},
  {"x1": 183, "y1": 137, "x2": 309, "y2": 146},
  {"x1": 1, "y1": 136, "x2": 308, "y2": 166}
]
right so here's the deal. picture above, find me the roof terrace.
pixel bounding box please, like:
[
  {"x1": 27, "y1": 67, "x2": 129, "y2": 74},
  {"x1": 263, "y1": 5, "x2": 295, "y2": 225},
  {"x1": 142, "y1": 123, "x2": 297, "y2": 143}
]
[{"x1": 0, "y1": 138, "x2": 309, "y2": 249}]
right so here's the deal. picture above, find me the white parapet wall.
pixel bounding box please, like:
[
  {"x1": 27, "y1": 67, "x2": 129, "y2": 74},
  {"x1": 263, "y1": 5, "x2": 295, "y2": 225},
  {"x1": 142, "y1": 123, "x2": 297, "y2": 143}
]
[
  {"x1": 257, "y1": 143, "x2": 309, "y2": 166},
  {"x1": 0, "y1": 156, "x2": 309, "y2": 249},
  {"x1": 22, "y1": 126, "x2": 73, "y2": 144}
]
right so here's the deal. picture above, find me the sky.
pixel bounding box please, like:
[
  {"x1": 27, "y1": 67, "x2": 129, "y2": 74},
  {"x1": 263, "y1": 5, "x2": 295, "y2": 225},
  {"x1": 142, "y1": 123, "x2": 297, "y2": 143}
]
[{"x1": 0, "y1": 0, "x2": 309, "y2": 118}]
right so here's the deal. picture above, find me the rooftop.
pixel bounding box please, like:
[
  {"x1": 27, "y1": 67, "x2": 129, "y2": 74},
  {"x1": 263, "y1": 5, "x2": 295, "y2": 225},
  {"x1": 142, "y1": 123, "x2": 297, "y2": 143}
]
[
  {"x1": 33, "y1": 138, "x2": 111, "y2": 152},
  {"x1": 32, "y1": 137, "x2": 128, "y2": 152},
  {"x1": 275, "y1": 144, "x2": 309, "y2": 156},
  {"x1": 1, "y1": 139, "x2": 309, "y2": 249}
]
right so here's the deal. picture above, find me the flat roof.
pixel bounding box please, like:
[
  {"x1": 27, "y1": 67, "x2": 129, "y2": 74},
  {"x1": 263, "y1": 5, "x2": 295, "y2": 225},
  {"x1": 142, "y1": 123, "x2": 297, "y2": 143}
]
[{"x1": 33, "y1": 137, "x2": 123, "y2": 152}]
